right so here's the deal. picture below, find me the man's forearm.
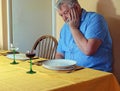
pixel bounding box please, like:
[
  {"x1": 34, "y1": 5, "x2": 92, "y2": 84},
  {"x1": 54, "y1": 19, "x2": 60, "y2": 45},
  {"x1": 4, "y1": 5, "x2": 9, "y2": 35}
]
[
  {"x1": 70, "y1": 27, "x2": 102, "y2": 56},
  {"x1": 70, "y1": 27, "x2": 88, "y2": 53}
]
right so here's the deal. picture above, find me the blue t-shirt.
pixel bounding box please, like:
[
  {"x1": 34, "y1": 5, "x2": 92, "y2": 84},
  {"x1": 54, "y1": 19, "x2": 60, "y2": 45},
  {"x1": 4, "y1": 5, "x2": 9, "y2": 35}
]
[{"x1": 57, "y1": 9, "x2": 112, "y2": 72}]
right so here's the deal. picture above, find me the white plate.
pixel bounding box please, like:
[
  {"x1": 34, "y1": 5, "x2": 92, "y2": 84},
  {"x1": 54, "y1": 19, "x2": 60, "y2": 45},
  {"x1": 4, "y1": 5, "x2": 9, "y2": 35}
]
[
  {"x1": 42, "y1": 59, "x2": 76, "y2": 70},
  {"x1": 6, "y1": 53, "x2": 29, "y2": 60}
]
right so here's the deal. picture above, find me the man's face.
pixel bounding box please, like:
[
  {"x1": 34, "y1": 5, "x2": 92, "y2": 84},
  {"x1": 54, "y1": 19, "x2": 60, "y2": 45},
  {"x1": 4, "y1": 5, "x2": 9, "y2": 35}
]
[{"x1": 57, "y1": 3, "x2": 71, "y2": 23}]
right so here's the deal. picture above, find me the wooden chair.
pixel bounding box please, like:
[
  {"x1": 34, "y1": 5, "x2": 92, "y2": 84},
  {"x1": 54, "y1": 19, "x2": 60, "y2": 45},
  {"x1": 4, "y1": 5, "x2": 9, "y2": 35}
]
[{"x1": 32, "y1": 35, "x2": 58, "y2": 59}]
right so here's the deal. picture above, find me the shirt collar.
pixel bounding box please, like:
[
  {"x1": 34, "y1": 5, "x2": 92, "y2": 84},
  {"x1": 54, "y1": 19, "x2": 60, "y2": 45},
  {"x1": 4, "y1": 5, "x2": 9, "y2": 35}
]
[{"x1": 81, "y1": 9, "x2": 87, "y2": 22}]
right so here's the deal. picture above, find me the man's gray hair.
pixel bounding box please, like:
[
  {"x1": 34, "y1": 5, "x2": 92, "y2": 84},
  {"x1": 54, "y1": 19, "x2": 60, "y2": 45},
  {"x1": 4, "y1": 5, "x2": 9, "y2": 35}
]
[{"x1": 55, "y1": 0, "x2": 78, "y2": 9}]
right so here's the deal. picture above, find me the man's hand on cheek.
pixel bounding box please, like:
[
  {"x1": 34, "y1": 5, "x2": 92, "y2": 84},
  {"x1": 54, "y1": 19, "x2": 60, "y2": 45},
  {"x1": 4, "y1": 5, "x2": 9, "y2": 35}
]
[{"x1": 68, "y1": 7, "x2": 80, "y2": 29}]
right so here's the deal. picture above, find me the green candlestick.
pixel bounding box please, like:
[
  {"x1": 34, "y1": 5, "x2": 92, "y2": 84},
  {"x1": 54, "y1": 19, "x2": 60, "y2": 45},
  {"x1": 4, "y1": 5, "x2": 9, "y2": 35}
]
[
  {"x1": 10, "y1": 50, "x2": 19, "y2": 64},
  {"x1": 26, "y1": 58, "x2": 36, "y2": 74}
]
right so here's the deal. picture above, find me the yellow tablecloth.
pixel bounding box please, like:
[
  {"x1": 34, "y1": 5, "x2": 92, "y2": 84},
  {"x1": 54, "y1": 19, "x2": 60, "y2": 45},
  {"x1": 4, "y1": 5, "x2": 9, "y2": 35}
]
[{"x1": 0, "y1": 55, "x2": 120, "y2": 91}]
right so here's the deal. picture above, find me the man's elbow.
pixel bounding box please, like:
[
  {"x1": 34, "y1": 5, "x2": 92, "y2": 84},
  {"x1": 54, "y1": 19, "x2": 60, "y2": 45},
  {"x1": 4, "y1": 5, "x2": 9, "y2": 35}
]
[{"x1": 55, "y1": 53, "x2": 64, "y2": 59}]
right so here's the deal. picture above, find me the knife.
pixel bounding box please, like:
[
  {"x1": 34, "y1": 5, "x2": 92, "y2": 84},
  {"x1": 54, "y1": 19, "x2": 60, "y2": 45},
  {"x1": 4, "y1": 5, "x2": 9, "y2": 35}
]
[{"x1": 67, "y1": 66, "x2": 84, "y2": 73}]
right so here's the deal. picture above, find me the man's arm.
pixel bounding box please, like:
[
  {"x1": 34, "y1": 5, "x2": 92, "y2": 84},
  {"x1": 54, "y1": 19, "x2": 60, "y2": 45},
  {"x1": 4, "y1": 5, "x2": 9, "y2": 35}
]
[
  {"x1": 68, "y1": 7, "x2": 102, "y2": 56},
  {"x1": 70, "y1": 27, "x2": 102, "y2": 56}
]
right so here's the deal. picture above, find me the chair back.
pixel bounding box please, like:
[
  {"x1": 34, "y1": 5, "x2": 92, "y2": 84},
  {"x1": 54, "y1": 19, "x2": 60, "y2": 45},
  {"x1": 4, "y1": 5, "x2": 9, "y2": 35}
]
[{"x1": 32, "y1": 35, "x2": 58, "y2": 59}]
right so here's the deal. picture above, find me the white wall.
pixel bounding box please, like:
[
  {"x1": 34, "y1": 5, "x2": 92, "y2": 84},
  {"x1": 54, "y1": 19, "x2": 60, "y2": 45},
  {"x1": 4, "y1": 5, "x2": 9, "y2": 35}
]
[
  {"x1": 0, "y1": 0, "x2": 3, "y2": 49},
  {"x1": 0, "y1": 0, "x2": 8, "y2": 49},
  {"x1": 11, "y1": 0, "x2": 52, "y2": 52}
]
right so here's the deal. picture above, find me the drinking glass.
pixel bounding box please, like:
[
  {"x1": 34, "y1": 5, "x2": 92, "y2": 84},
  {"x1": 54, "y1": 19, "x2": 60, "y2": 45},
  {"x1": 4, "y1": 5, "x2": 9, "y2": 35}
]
[
  {"x1": 10, "y1": 43, "x2": 19, "y2": 64},
  {"x1": 26, "y1": 50, "x2": 36, "y2": 74}
]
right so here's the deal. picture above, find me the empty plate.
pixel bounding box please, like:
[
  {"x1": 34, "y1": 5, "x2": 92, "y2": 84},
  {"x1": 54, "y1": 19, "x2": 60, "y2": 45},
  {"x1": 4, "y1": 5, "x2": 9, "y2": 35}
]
[
  {"x1": 42, "y1": 59, "x2": 76, "y2": 70},
  {"x1": 6, "y1": 53, "x2": 29, "y2": 60}
]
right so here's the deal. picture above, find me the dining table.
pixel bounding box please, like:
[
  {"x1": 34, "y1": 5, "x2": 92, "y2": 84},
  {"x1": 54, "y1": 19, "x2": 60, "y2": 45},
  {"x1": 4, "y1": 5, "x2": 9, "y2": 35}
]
[{"x1": 0, "y1": 50, "x2": 120, "y2": 91}]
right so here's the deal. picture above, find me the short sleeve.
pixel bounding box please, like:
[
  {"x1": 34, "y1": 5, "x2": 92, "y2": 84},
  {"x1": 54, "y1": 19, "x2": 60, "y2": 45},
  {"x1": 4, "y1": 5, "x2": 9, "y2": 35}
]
[{"x1": 85, "y1": 13, "x2": 108, "y2": 41}]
